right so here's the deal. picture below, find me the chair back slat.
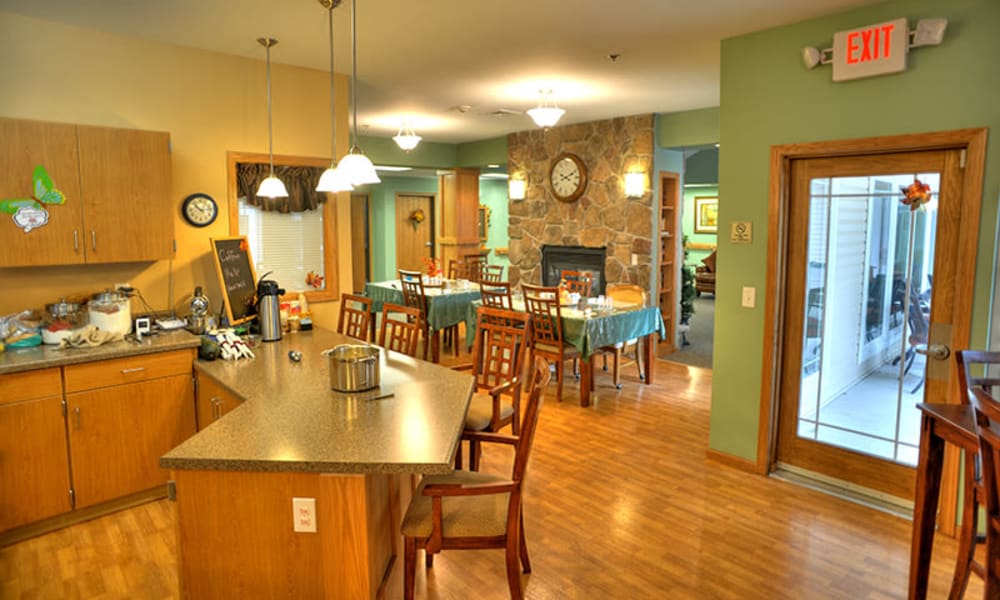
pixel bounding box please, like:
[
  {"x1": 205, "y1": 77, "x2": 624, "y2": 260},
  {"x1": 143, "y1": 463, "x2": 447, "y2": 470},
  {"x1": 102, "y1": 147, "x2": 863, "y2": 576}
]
[
  {"x1": 447, "y1": 259, "x2": 468, "y2": 281},
  {"x1": 957, "y1": 350, "x2": 1000, "y2": 403},
  {"x1": 471, "y1": 307, "x2": 531, "y2": 392},
  {"x1": 398, "y1": 269, "x2": 429, "y2": 315},
  {"x1": 479, "y1": 281, "x2": 513, "y2": 311},
  {"x1": 378, "y1": 302, "x2": 422, "y2": 357},
  {"x1": 463, "y1": 253, "x2": 489, "y2": 283},
  {"x1": 522, "y1": 283, "x2": 564, "y2": 346},
  {"x1": 337, "y1": 293, "x2": 373, "y2": 342},
  {"x1": 561, "y1": 270, "x2": 593, "y2": 297},
  {"x1": 481, "y1": 264, "x2": 504, "y2": 283}
]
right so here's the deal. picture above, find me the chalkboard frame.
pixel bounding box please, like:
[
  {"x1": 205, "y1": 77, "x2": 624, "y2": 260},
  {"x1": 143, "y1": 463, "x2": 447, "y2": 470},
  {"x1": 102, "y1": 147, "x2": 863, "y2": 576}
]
[{"x1": 210, "y1": 236, "x2": 258, "y2": 326}]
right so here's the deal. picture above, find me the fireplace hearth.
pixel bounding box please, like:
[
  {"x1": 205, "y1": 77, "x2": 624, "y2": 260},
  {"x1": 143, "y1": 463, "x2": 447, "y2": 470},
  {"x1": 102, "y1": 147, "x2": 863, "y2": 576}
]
[{"x1": 541, "y1": 245, "x2": 607, "y2": 296}]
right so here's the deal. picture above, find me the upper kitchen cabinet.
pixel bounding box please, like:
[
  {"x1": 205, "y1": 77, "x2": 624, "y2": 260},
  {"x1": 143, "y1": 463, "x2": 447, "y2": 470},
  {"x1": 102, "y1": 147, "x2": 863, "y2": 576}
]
[
  {"x1": 77, "y1": 125, "x2": 173, "y2": 263},
  {"x1": 0, "y1": 118, "x2": 173, "y2": 267},
  {"x1": 0, "y1": 118, "x2": 86, "y2": 266}
]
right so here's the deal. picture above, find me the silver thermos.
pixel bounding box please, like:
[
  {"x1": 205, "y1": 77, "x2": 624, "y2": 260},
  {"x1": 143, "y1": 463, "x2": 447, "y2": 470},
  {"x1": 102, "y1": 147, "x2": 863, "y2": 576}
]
[{"x1": 256, "y1": 278, "x2": 285, "y2": 342}]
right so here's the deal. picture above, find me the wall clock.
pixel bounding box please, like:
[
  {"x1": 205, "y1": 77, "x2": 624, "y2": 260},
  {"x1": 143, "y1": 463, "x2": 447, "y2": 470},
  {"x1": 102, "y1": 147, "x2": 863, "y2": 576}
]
[
  {"x1": 549, "y1": 153, "x2": 587, "y2": 203},
  {"x1": 181, "y1": 193, "x2": 218, "y2": 227}
]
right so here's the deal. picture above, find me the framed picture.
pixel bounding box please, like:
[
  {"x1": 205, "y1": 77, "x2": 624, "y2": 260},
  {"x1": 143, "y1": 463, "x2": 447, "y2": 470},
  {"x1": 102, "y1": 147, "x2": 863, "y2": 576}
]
[
  {"x1": 694, "y1": 196, "x2": 719, "y2": 234},
  {"x1": 478, "y1": 205, "x2": 491, "y2": 241}
]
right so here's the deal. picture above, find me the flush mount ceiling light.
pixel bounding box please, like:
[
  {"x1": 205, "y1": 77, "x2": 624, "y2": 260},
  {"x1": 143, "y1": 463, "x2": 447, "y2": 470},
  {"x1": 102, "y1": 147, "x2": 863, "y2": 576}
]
[
  {"x1": 526, "y1": 89, "x2": 565, "y2": 128},
  {"x1": 316, "y1": 0, "x2": 353, "y2": 193},
  {"x1": 393, "y1": 121, "x2": 422, "y2": 151},
  {"x1": 256, "y1": 37, "x2": 288, "y2": 198},
  {"x1": 337, "y1": 0, "x2": 381, "y2": 186}
]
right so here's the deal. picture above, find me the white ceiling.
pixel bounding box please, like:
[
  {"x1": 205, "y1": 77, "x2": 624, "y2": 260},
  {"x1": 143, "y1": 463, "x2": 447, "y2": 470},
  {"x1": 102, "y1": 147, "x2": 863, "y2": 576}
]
[{"x1": 2, "y1": 0, "x2": 884, "y2": 144}]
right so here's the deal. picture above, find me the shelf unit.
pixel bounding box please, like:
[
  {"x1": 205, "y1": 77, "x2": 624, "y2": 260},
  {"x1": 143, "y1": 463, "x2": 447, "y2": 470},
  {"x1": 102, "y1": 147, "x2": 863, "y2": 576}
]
[{"x1": 658, "y1": 174, "x2": 681, "y2": 352}]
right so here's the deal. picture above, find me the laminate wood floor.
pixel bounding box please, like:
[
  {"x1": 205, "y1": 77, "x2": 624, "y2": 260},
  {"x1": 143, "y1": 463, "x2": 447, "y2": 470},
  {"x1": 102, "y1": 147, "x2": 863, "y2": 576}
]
[{"x1": 0, "y1": 352, "x2": 976, "y2": 599}]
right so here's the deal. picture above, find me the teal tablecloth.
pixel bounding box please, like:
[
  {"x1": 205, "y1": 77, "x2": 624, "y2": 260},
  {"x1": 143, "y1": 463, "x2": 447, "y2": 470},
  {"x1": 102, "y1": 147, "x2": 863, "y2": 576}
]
[
  {"x1": 466, "y1": 300, "x2": 666, "y2": 359},
  {"x1": 365, "y1": 280, "x2": 481, "y2": 333}
]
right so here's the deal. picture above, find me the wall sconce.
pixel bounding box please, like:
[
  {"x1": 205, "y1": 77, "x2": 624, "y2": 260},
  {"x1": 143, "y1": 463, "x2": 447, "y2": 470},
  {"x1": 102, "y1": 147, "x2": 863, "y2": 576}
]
[
  {"x1": 624, "y1": 172, "x2": 646, "y2": 198},
  {"x1": 508, "y1": 177, "x2": 527, "y2": 201}
]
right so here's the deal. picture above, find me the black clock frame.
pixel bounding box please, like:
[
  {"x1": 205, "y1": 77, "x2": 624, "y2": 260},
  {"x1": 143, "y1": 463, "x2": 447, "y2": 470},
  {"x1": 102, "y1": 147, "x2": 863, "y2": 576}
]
[{"x1": 181, "y1": 193, "x2": 218, "y2": 227}]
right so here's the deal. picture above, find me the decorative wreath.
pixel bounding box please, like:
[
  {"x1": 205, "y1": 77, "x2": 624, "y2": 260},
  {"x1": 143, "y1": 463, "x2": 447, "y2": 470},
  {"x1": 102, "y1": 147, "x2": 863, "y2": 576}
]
[
  {"x1": 408, "y1": 208, "x2": 426, "y2": 229},
  {"x1": 900, "y1": 179, "x2": 932, "y2": 211}
]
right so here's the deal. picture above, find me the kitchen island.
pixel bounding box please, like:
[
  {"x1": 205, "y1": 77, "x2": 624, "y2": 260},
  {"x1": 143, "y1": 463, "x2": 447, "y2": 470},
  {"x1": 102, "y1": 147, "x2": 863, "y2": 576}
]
[{"x1": 161, "y1": 327, "x2": 474, "y2": 600}]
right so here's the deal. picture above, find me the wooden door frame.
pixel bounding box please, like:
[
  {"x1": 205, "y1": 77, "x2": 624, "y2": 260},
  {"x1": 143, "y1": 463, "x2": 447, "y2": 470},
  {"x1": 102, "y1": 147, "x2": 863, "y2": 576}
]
[
  {"x1": 350, "y1": 193, "x2": 372, "y2": 293},
  {"x1": 757, "y1": 128, "x2": 987, "y2": 531}
]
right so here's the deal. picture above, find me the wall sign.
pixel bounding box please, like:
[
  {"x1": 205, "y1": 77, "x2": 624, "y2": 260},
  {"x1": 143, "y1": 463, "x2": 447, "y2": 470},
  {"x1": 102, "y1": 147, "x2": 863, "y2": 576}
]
[
  {"x1": 832, "y1": 18, "x2": 908, "y2": 82},
  {"x1": 210, "y1": 236, "x2": 258, "y2": 326}
]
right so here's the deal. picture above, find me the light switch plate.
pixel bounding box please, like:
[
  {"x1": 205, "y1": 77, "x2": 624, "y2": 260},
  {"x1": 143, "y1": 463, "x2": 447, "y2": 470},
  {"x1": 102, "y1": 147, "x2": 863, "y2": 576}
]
[
  {"x1": 292, "y1": 497, "x2": 317, "y2": 533},
  {"x1": 741, "y1": 286, "x2": 756, "y2": 308}
]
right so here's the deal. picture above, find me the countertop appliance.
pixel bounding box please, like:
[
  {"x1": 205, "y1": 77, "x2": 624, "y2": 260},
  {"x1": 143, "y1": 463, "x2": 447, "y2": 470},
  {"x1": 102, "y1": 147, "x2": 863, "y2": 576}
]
[{"x1": 256, "y1": 277, "x2": 284, "y2": 342}]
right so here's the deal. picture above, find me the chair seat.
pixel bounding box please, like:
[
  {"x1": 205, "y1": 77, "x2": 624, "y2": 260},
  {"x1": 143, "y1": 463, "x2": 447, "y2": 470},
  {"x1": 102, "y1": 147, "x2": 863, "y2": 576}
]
[
  {"x1": 533, "y1": 341, "x2": 579, "y2": 356},
  {"x1": 464, "y1": 391, "x2": 514, "y2": 431},
  {"x1": 401, "y1": 470, "x2": 511, "y2": 538}
]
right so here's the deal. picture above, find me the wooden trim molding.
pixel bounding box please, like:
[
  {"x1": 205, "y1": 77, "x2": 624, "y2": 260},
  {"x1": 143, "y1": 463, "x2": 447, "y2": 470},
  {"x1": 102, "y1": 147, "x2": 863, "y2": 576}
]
[
  {"x1": 706, "y1": 449, "x2": 759, "y2": 474},
  {"x1": 758, "y1": 128, "x2": 988, "y2": 528}
]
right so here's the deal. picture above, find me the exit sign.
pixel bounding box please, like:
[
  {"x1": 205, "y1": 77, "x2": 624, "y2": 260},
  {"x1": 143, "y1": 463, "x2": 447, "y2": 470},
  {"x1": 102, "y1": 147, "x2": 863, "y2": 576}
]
[{"x1": 832, "y1": 18, "x2": 908, "y2": 82}]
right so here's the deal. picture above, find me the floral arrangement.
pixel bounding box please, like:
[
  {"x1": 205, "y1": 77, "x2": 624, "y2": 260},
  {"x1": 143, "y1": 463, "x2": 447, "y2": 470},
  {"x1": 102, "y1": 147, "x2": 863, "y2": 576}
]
[
  {"x1": 422, "y1": 257, "x2": 441, "y2": 278},
  {"x1": 408, "y1": 208, "x2": 426, "y2": 230},
  {"x1": 305, "y1": 271, "x2": 325, "y2": 289},
  {"x1": 901, "y1": 179, "x2": 932, "y2": 211}
]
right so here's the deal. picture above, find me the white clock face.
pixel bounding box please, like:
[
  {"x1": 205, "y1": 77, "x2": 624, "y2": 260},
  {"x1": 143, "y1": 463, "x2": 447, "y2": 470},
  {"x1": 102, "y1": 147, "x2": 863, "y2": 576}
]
[
  {"x1": 551, "y1": 157, "x2": 582, "y2": 198},
  {"x1": 183, "y1": 194, "x2": 218, "y2": 227}
]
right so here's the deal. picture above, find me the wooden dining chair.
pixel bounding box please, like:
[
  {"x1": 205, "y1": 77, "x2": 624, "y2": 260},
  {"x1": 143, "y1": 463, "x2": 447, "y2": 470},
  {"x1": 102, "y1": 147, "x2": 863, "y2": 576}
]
[
  {"x1": 399, "y1": 269, "x2": 435, "y2": 360},
  {"x1": 452, "y1": 306, "x2": 532, "y2": 470},
  {"x1": 950, "y1": 350, "x2": 1000, "y2": 598},
  {"x1": 401, "y1": 357, "x2": 551, "y2": 600},
  {"x1": 481, "y1": 264, "x2": 505, "y2": 283},
  {"x1": 377, "y1": 302, "x2": 422, "y2": 357},
  {"x1": 463, "y1": 252, "x2": 489, "y2": 283},
  {"x1": 480, "y1": 281, "x2": 514, "y2": 311},
  {"x1": 560, "y1": 270, "x2": 593, "y2": 296},
  {"x1": 522, "y1": 283, "x2": 580, "y2": 401},
  {"x1": 971, "y1": 385, "x2": 1000, "y2": 600},
  {"x1": 448, "y1": 258, "x2": 468, "y2": 281},
  {"x1": 336, "y1": 293, "x2": 372, "y2": 342},
  {"x1": 597, "y1": 283, "x2": 647, "y2": 388}
]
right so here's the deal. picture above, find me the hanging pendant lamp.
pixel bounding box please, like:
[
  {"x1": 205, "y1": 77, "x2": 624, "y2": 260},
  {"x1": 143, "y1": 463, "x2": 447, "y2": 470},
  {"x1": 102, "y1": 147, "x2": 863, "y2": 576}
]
[
  {"x1": 316, "y1": 0, "x2": 353, "y2": 193},
  {"x1": 337, "y1": 0, "x2": 381, "y2": 185},
  {"x1": 526, "y1": 89, "x2": 566, "y2": 129},
  {"x1": 256, "y1": 37, "x2": 288, "y2": 198},
  {"x1": 393, "y1": 120, "x2": 422, "y2": 151}
]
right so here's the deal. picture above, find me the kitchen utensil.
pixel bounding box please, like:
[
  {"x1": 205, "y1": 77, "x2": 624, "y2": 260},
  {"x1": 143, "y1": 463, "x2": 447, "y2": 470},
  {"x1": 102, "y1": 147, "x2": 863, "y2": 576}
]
[
  {"x1": 256, "y1": 274, "x2": 285, "y2": 342},
  {"x1": 42, "y1": 298, "x2": 87, "y2": 345},
  {"x1": 187, "y1": 286, "x2": 210, "y2": 334},
  {"x1": 326, "y1": 344, "x2": 380, "y2": 392},
  {"x1": 88, "y1": 289, "x2": 132, "y2": 338}
]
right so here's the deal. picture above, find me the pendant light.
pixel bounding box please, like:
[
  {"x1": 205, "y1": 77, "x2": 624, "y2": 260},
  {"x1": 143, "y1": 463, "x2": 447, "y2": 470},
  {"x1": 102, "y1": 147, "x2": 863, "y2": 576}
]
[
  {"x1": 256, "y1": 37, "x2": 288, "y2": 198},
  {"x1": 526, "y1": 89, "x2": 566, "y2": 129},
  {"x1": 315, "y1": 0, "x2": 353, "y2": 193},
  {"x1": 337, "y1": 0, "x2": 381, "y2": 185},
  {"x1": 393, "y1": 120, "x2": 422, "y2": 151}
]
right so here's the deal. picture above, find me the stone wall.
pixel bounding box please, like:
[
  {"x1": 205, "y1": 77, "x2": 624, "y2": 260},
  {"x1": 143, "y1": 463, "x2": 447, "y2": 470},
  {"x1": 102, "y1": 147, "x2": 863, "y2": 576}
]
[{"x1": 507, "y1": 114, "x2": 655, "y2": 291}]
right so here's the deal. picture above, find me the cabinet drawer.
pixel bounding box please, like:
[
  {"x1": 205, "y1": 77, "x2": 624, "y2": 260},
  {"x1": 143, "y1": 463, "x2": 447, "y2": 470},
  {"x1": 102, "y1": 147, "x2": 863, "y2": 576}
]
[
  {"x1": 0, "y1": 368, "x2": 62, "y2": 405},
  {"x1": 64, "y1": 349, "x2": 193, "y2": 393}
]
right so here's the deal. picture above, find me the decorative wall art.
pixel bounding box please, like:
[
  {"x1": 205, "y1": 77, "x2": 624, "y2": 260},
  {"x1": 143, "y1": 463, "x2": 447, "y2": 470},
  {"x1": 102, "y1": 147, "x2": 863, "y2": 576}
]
[
  {"x1": 0, "y1": 165, "x2": 65, "y2": 232},
  {"x1": 694, "y1": 196, "x2": 719, "y2": 234}
]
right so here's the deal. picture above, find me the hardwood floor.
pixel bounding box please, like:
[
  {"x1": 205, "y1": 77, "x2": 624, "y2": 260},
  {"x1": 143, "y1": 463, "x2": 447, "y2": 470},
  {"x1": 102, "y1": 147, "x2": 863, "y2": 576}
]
[{"x1": 1, "y1": 349, "x2": 977, "y2": 599}]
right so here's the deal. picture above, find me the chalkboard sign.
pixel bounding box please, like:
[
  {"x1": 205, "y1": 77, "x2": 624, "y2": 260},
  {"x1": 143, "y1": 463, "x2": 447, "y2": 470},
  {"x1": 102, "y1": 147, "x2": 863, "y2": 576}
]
[{"x1": 210, "y1": 236, "x2": 258, "y2": 325}]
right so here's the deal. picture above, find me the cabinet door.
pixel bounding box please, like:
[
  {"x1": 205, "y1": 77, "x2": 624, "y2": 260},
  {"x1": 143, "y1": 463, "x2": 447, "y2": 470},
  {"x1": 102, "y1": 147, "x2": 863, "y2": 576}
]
[
  {"x1": 0, "y1": 397, "x2": 72, "y2": 531},
  {"x1": 196, "y1": 373, "x2": 242, "y2": 430},
  {"x1": 67, "y1": 374, "x2": 195, "y2": 509},
  {"x1": 0, "y1": 118, "x2": 85, "y2": 266},
  {"x1": 77, "y1": 125, "x2": 173, "y2": 263}
]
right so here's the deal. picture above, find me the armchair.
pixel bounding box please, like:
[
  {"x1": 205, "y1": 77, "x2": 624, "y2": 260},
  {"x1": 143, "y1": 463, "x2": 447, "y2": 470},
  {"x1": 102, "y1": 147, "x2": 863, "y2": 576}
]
[{"x1": 695, "y1": 249, "x2": 717, "y2": 297}]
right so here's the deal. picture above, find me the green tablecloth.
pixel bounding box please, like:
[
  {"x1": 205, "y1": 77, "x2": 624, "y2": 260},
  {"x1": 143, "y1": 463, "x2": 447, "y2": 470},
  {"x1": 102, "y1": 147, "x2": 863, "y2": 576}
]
[
  {"x1": 365, "y1": 280, "x2": 481, "y2": 333},
  {"x1": 465, "y1": 300, "x2": 666, "y2": 359}
]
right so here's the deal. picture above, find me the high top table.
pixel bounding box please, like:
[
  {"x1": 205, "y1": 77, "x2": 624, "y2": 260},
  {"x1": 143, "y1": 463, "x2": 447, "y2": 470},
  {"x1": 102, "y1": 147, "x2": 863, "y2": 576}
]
[{"x1": 161, "y1": 327, "x2": 474, "y2": 600}]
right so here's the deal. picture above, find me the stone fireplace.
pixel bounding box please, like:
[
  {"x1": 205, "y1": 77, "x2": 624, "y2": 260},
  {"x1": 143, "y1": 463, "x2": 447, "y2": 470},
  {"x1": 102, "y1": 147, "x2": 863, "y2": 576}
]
[
  {"x1": 506, "y1": 114, "x2": 655, "y2": 293},
  {"x1": 541, "y1": 245, "x2": 607, "y2": 296}
]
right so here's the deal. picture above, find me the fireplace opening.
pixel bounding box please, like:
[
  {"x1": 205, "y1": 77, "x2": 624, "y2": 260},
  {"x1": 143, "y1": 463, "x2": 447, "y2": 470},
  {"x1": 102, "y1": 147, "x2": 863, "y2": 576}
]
[{"x1": 541, "y1": 245, "x2": 607, "y2": 296}]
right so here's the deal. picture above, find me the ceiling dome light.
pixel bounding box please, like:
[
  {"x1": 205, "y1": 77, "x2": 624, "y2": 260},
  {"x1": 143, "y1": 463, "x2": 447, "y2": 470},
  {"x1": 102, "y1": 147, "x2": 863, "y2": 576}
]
[
  {"x1": 526, "y1": 89, "x2": 565, "y2": 128},
  {"x1": 316, "y1": 0, "x2": 353, "y2": 193},
  {"x1": 393, "y1": 122, "x2": 422, "y2": 151},
  {"x1": 255, "y1": 37, "x2": 288, "y2": 198},
  {"x1": 337, "y1": 0, "x2": 381, "y2": 186}
]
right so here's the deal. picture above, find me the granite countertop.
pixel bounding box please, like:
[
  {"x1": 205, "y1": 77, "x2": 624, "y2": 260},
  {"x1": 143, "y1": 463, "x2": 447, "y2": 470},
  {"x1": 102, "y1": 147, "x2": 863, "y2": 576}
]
[
  {"x1": 0, "y1": 329, "x2": 200, "y2": 375},
  {"x1": 161, "y1": 328, "x2": 475, "y2": 476}
]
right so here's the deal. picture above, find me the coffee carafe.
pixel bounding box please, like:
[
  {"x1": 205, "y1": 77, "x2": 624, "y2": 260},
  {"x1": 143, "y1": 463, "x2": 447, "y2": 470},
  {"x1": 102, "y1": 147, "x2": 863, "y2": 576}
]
[{"x1": 256, "y1": 276, "x2": 285, "y2": 342}]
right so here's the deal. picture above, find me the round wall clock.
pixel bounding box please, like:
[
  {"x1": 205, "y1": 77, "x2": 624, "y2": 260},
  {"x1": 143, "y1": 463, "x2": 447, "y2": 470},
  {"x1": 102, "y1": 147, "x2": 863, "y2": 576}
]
[
  {"x1": 182, "y1": 193, "x2": 218, "y2": 227},
  {"x1": 549, "y1": 153, "x2": 587, "y2": 203}
]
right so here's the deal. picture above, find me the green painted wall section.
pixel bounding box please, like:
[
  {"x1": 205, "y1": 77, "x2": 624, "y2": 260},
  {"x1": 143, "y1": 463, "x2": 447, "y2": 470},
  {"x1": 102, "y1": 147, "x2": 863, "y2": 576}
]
[
  {"x1": 683, "y1": 185, "x2": 719, "y2": 267},
  {"x1": 358, "y1": 135, "x2": 457, "y2": 168},
  {"x1": 458, "y1": 137, "x2": 508, "y2": 168},
  {"x1": 657, "y1": 107, "x2": 721, "y2": 149},
  {"x1": 360, "y1": 175, "x2": 440, "y2": 282},
  {"x1": 479, "y1": 178, "x2": 510, "y2": 271},
  {"x1": 710, "y1": 0, "x2": 1000, "y2": 460}
]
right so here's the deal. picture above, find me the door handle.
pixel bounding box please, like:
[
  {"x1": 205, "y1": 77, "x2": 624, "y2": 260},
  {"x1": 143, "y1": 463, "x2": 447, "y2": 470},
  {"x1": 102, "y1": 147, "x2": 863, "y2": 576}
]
[
  {"x1": 424, "y1": 242, "x2": 433, "y2": 247},
  {"x1": 74, "y1": 407, "x2": 81, "y2": 428},
  {"x1": 916, "y1": 343, "x2": 950, "y2": 361}
]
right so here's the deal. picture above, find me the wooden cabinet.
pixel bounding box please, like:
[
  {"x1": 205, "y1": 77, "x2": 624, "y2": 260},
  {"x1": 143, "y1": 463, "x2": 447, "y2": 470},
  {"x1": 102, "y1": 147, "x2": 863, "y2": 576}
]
[
  {"x1": 64, "y1": 350, "x2": 195, "y2": 509},
  {"x1": 0, "y1": 369, "x2": 71, "y2": 531},
  {"x1": 658, "y1": 174, "x2": 680, "y2": 352},
  {"x1": 0, "y1": 117, "x2": 173, "y2": 267},
  {"x1": 195, "y1": 372, "x2": 243, "y2": 430}
]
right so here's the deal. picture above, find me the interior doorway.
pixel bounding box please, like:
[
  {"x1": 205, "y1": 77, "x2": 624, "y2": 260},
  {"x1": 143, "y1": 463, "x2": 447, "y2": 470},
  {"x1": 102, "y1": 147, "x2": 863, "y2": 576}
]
[
  {"x1": 763, "y1": 130, "x2": 986, "y2": 520},
  {"x1": 395, "y1": 193, "x2": 435, "y2": 273}
]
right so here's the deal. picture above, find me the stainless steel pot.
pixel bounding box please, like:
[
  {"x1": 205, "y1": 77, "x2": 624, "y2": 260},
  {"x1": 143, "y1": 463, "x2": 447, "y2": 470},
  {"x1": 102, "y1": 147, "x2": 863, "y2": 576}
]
[{"x1": 327, "y1": 344, "x2": 380, "y2": 392}]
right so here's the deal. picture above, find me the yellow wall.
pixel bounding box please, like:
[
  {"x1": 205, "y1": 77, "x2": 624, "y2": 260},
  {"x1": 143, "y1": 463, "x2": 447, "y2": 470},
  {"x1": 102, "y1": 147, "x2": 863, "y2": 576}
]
[{"x1": 0, "y1": 12, "x2": 351, "y2": 327}]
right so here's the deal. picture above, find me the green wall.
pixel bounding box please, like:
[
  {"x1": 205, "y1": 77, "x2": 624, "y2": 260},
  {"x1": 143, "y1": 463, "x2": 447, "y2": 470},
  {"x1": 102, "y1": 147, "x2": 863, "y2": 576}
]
[
  {"x1": 361, "y1": 175, "x2": 440, "y2": 282},
  {"x1": 458, "y1": 137, "x2": 508, "y2": 168},
  {"x1": 710, "y1": 0, "x2": 1000, "y2": 460},
  {"x1": 657, "y1": 107, "x2": 720, "y2": 148},
  {"x1": 357, "y1": 135, "x2": 456, "y2": 168},
  {"x1": 479, "y1": 178, "x2": 510, "y2": 271}
]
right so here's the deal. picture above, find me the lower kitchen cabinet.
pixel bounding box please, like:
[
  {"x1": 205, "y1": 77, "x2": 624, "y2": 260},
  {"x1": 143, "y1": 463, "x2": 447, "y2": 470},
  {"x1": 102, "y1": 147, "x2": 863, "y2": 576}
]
[
  {"x1": 195, "y1": 372, "x2": 242, "y2": 430},
  {"x1": 0, "y1": 368, "x2": 71, "y2": 532},
  {"x1": 66, "y1": 373, "x2": 195, "y2": 509}
]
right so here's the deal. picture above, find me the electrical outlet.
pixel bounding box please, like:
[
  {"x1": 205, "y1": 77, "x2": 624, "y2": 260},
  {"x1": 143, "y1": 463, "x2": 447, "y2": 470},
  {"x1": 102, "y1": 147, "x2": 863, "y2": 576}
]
[
  {"x1": 292, "y1": 497, "x2": 317, "y2": 533},
  {"x1": 741, "y1": 286, "x2": 756, "y2": 308}
]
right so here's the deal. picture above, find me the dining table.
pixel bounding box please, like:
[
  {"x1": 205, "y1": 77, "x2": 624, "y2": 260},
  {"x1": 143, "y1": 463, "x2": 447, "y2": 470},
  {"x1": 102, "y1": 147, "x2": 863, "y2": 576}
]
[
  {"x1": 908, "y1": 402, "x2": 978, "y2": 600},
  {"x1": 467, "y1": 296, "x2": 666, "y2": 407},
  {"x1": 364, "y1": 279, "x2": 481, "y2": 363}
]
